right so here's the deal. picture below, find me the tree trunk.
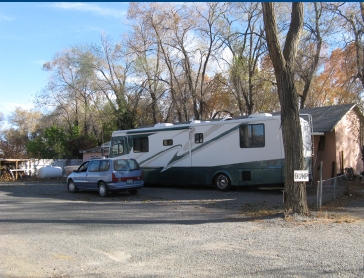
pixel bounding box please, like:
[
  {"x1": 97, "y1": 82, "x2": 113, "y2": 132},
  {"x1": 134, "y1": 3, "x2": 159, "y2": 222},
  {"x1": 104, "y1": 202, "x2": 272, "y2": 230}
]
[{"x1": 262, "y1": 2, "x2": 309, "y2": 216}]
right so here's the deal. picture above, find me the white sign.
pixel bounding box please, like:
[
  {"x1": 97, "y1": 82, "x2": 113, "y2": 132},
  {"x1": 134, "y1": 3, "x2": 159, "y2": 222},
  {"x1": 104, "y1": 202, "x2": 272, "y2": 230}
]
[{"x1": 294, "y1": 170, "x2": 309, "y2": 182}]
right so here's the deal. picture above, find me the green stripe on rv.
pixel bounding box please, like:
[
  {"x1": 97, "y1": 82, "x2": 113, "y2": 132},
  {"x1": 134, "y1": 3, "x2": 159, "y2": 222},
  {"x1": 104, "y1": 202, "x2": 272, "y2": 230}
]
[{"x1": 141, "y1": 159, "x2": 284, "y2": 186}]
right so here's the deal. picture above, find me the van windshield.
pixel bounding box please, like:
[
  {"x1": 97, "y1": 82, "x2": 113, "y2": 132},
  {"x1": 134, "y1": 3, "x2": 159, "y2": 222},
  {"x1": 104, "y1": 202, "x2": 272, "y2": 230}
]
[{"x1": 113, "y1": 159, "x2": 140, "y2": 171}]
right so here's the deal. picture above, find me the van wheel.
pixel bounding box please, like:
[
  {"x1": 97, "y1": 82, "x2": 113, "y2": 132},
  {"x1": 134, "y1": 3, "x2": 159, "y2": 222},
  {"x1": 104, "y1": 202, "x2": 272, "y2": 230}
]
[
  {"x1": 98, "y1": 181, "x2": 109, "y2": 197},
  {"x1": 68, "y1": 180, "x2": 77, "y2": 193},
  {"x1": 214, "y1": 173, "x2": 231, "y2": 191}
]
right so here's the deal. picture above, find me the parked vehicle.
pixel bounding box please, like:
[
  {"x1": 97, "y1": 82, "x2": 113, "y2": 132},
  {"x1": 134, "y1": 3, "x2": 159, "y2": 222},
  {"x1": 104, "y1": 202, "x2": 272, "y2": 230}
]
[
  {"x1": 108, "y1": 113, "x2": 313, "y2": 191},
  {"x1": 66, "y1": 158, "x2": 144, "y2": 197}
]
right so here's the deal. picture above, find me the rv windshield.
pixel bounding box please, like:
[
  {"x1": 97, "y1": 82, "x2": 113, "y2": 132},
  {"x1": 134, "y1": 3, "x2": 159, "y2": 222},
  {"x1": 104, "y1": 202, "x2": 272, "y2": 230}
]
[{"x1": 110, "y1": 136, "x2": 126, "y2": 157}]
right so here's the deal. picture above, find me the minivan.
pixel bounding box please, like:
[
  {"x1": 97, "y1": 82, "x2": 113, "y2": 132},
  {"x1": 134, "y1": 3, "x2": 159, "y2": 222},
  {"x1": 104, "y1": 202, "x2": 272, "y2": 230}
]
[{"x1": 67, "y1": 158, "x2": 144, "y2": 197}]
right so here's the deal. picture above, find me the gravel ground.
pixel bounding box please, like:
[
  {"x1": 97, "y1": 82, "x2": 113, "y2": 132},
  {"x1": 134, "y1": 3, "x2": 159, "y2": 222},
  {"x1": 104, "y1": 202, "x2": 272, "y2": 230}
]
[{"x1": 0, "y1": 180, "x2": 363, "y2": 278}]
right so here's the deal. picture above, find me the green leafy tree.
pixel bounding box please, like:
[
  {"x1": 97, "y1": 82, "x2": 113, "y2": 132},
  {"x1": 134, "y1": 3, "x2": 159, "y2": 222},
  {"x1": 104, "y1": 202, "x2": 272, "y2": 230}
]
[{"x1": 26, "y1": 125, "x2": 97, "y2": 159}]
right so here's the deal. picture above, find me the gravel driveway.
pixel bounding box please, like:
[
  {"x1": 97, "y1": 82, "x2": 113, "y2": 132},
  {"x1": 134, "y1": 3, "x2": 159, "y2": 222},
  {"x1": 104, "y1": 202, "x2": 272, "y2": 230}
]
[{"x1": 0, "y1": 180, "x2": 363, "y2": 277}]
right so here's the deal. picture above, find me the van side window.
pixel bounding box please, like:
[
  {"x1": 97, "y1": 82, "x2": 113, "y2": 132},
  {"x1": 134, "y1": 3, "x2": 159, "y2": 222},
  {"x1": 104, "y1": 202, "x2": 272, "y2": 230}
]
[
  {"x1": 89, "y1": 160, "x2": 100, "y2": 172},
  {"x1": 133, "y1": 137, "x2": 149, "y2": 152},
  {"x1": 78, "y1": 161, "x2": 89, "y2": 172},
  {"x1": 239, "y1": 124, "x2": 265, "y2": 148},
  {"x1": 195, "y1": 133, "x2": 203, "y2": 144},
  {"x1": 99, "y1": 160, "x2": 110, "y2": 172},
  {"x1": 163, "y1": 139, "x2": 173, "y2": 146}
]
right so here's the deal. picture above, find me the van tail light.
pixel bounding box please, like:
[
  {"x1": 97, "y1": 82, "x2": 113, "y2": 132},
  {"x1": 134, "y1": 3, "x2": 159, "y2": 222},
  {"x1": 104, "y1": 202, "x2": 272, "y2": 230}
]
[{"x1": 112, "y1": 173, "x2": 142, "y2": 182}]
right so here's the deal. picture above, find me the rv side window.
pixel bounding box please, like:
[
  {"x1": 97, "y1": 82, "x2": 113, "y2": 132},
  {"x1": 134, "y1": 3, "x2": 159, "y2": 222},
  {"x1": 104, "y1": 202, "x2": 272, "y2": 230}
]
[
  {"x1": 239, "y1": 124, "x2": 265, "y2": 148},
  {"x1": 163, "y1": 139, "x2": 173, "y2": 146},
  {"x1": 133, "y1": 137, "x2": 149, "y2": 152},
  {"x1": 195, "y1": 133, "x2": 203, "y2": 143}
]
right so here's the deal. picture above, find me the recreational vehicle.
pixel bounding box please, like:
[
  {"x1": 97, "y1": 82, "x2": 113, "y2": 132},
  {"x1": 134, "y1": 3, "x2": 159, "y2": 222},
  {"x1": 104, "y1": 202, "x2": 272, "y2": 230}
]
[{"x1": 108, "y1": 113, "x2": 312, "y2": 191}]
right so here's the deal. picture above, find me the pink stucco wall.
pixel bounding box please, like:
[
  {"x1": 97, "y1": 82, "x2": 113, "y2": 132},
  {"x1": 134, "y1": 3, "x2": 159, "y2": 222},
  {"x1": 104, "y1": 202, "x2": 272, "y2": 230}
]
[
  {"x1": 312, "y1": 109, "x2": 363, "y2": 182},
  {"x1": 82, "y1": 152, "x2": 105, "y2": 161},
  {"x1": 335, "y1": 110, "x2": 363, "y2": 175},
  {"x1": 312, "y1": 132, "x2": 336, "y2": 181}
]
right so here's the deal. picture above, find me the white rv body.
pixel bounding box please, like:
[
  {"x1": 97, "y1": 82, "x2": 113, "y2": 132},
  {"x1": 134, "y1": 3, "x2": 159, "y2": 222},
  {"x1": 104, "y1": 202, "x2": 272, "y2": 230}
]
[{"x1": 109, "y1": 114, "x2": 312, "y2": 189}]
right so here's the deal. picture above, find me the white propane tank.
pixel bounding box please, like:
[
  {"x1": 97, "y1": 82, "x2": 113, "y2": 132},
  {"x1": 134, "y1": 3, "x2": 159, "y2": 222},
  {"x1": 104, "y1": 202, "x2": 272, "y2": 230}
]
[{"x1": 37, "y1": 165, "x2": 63, "y2": 179}]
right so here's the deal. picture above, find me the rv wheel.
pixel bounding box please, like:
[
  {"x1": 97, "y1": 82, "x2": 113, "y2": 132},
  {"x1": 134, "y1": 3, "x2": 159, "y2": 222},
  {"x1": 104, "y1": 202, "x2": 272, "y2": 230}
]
[{"x1": 214, "y1": 173, "x2": 231, "y2": 191}]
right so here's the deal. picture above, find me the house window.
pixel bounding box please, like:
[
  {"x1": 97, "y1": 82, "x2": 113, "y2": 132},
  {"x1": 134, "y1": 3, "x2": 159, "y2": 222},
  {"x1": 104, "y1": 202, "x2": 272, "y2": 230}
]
[
  {"x1": 239, "y1": 124, "x2": 265, "y2": 148},
  {"x1": 195, "y1": 133, "x2": 203, "y2": 143},
  {"x1": 163, "y1": 139, "x2": 173, "y2": 146},
  {"x1": 133, "y1": 137, "x2": 149, "y2": 152}
]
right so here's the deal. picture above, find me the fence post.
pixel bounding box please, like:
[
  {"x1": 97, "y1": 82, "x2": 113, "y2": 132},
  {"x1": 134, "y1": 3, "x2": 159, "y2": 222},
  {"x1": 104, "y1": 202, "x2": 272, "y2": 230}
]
[
  {"x1": 334, "y1": 177, "x2": 337, "y2": 199},
  {"x1": 318, "y1": 161, "x2": 323, "y2": 210},
  {"x1": 317, "y1": 180, "x2": 320, "y2": 210}
]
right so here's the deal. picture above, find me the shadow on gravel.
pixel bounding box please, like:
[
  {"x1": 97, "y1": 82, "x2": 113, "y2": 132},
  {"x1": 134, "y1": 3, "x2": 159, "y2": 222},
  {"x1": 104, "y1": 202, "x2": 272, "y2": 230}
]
[
  {"x1": 0, "y1": 212, "x2": 286, "y2": 226},
  {"x1": 0, "y1": 180, "x2": 284, "y2": 201},
  {"x1": 0, "y1": 180, "x2": 286, "y2": 221}
]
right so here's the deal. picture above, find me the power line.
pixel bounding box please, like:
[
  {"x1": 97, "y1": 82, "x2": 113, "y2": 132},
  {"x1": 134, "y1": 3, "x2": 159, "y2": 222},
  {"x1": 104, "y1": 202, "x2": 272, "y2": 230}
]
[{"x1": 0, "y1": 105, "x2": 13, "y2": 113}]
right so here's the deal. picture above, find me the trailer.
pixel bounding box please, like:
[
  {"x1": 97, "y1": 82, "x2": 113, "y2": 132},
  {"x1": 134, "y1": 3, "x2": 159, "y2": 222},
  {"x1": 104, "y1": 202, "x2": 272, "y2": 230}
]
[{"x1": 108, "y1": 113, "x2": 312, "y2": 191}]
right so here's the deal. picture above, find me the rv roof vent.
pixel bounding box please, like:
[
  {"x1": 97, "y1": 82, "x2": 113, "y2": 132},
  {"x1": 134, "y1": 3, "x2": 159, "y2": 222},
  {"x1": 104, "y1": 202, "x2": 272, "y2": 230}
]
[
  {"x1": 154, "y1": 123, "x2": 174, "y2": 128},
  {"x1": 248, "y1": 113, "x2": 273, "y2": 118}
]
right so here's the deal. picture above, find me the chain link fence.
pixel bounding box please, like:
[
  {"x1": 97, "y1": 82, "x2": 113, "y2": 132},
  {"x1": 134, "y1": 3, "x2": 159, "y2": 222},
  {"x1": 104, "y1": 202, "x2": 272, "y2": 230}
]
[{"x1": 316, "y1": 174, "x2": 350, "y2": 210}]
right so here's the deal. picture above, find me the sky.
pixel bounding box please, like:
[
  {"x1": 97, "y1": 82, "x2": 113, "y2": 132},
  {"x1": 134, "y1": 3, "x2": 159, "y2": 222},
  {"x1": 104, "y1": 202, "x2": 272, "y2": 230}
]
[{"x1": 0, "y1": 2, "x2": 130, "y2": 127}]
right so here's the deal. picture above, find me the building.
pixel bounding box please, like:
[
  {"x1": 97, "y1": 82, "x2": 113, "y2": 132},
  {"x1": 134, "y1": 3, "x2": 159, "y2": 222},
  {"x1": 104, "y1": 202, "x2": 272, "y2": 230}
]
[
  {"x1": 79, "y1": 141, "x2": 110, "y2": 161},
  {"x1": 300, "y1": 104, "x2": 364, "y2": 182}
]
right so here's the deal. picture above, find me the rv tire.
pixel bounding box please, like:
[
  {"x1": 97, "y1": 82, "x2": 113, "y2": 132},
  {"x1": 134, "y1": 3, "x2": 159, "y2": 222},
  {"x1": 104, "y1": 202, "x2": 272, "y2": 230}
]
[{"x1": 214, "y1": 173, "x2": 231, "y2": 191}]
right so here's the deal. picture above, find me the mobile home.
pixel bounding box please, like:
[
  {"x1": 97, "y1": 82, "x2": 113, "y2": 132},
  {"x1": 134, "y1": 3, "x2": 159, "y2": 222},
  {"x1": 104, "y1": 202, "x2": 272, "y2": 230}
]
[{"x1": 109, "y1": 113, "x2": 312, "y2": 190}]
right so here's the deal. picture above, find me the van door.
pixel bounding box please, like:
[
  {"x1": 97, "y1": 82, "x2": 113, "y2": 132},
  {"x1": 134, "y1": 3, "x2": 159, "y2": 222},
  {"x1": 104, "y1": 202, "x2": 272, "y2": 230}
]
[
  {"x1": 86, "y1": 160, "x2": 101, "y2": 190},
  {"x1": 72, "y1": 161, "x2": 89, "y2": 188}
]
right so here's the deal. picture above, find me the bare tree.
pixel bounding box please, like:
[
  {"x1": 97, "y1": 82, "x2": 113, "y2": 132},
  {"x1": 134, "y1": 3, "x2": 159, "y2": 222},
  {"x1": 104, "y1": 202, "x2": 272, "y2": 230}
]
[
  {"x1": 294, "y1": 2, "x2": 338, "y2": 109},
  {"x1": 37, "y1": 47, "x2": 96, "y2": 135},
  {"x1": 218, "y1": 2, "x2": 267, "y2": 115},
  {"x1": 89, "y1": 35, "x2": 138, "y2": 130},
  {"x1": 7, "y1": 107, "x2": 42, "y2": 139},
  {"x1": 262, "y1": 2, "x2": 309, "y2": 216},
  {"x1": 127, "y1": 5, "x2": 167, "y2": 125},
  {"x1": 128, "y1": 3, "x2": 188, "y2": 122},
  {"x1": 329, "y1": 2, "x2": 364, "y2": 89},
  {"x1": 128, "y1": 3, "x2": 224, "y2": 121}
]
